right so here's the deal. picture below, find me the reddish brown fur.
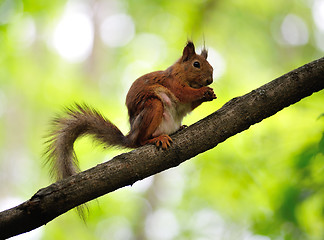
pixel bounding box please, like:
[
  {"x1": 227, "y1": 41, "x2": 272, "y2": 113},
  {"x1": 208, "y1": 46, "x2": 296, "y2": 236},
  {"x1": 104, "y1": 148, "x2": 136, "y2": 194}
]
[
  {"x1": 126, "y1": 41, "x2": 215, "y2": 148},
  {"x1": 46, "y1": 41, "x2": 216, "y2": 180}
]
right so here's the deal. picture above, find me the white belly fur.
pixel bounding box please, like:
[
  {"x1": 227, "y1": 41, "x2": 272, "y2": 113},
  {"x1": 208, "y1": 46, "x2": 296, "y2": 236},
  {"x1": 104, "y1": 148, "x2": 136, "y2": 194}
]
[{"x1": 152, "y1": 92, "x2": 191, "y2": 137}]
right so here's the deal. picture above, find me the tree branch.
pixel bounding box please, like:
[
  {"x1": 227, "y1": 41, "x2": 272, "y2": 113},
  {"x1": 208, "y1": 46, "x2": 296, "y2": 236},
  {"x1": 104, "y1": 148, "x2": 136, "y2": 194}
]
[{"x1": 1, "y1": 57, "x2": 324, "y2": 239}]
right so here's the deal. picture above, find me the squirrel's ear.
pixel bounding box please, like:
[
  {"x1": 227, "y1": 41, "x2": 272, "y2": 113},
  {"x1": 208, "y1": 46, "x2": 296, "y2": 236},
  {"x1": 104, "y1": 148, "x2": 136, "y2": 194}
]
[
  {"x1": 181, "y1": 41, "x2": 196, "y2": 62},
  {"x1": 201, "y1": 48, "x2": 208, "y2": 59}
]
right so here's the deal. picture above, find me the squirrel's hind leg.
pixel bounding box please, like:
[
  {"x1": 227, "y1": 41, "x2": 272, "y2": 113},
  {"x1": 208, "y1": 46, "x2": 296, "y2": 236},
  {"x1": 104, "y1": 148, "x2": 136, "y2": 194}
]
[{"x1": 132, "y1": 98, "x2": 172, "y2": 149}]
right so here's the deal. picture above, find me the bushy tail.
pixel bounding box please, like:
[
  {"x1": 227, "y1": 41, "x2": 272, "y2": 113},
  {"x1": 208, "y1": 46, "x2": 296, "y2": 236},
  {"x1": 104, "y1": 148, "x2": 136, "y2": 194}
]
[{"x1": 45, "y1": 104, "x2": 129, "y2": 180}]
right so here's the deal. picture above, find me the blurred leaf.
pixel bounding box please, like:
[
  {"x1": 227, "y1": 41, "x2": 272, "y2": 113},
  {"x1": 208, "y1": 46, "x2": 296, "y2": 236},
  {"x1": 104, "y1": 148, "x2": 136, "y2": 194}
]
[
  {"x1": 295, "y1": 145, "x2": 317, "y2": 169},
  {"x1": 319, "y1": 133, "x2": 324, "y2": 155}
]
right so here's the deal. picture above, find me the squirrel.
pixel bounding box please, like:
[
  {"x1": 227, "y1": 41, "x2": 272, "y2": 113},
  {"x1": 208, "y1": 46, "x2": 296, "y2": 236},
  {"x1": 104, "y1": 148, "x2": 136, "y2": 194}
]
[{"x1": 46, "y1": 41, "x2": 216, "y2": 180}]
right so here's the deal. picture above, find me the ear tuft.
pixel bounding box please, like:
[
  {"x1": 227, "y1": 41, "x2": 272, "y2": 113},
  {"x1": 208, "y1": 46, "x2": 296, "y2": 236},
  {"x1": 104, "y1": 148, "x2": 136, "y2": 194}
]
[
  {"x1": 201, "y1": 48, "x2": 208, "y2": 59},
  {"x1": 181, "y1": 41, "x2": 196, "y2": 62}
]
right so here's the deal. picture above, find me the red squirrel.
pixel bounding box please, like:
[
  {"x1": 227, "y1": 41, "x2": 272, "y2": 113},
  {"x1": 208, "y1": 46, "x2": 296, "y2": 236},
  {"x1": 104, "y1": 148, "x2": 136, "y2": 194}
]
[{"x1": 46, "y1": 41, "x2": 216, "y2": 180}]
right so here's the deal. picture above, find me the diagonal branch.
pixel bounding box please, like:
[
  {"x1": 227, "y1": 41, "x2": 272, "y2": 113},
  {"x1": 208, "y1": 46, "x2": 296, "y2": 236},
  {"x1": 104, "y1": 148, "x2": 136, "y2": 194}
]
[{"x1": 1, "y1": 57, "x2": 324, "y2": 239}]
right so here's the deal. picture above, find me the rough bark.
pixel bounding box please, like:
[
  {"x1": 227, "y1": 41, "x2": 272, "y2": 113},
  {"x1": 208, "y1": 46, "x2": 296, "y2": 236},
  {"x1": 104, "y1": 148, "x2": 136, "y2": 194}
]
[{"x1": 0, "y1": 57, "x2": 323, "y2": 239}]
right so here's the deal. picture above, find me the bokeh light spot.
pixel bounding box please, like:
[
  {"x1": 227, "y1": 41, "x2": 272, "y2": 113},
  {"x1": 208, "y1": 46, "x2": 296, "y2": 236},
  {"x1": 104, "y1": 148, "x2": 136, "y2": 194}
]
[
  {"x1": 51, "y1": 2, "x2": 94, "y2": 62},
  {"x1": 145, "y1": 209, "x2": 179, "y2": 240},
  {"x1": 100, "y1": 13, "x2": 135, "y2": 47},
  {"x1": 313, "y1": 0, "x2": 324, "y2": 32},
  {"x1": 280, "y1": 14, "x2": 309, "y2": 46}
]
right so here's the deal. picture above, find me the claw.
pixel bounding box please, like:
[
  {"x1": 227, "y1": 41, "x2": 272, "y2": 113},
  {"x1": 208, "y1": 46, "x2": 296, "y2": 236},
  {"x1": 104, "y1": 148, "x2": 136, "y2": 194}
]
[{"x1": 149, "y1": 134, "x2": 173, "y2": 150}]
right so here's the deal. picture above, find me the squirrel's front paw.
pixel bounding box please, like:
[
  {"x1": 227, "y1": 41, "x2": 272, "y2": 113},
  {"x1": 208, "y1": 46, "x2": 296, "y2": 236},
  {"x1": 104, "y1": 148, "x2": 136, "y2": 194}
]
[{"x1": 203, "y1": 87, "x2": 217, "y2": 101}]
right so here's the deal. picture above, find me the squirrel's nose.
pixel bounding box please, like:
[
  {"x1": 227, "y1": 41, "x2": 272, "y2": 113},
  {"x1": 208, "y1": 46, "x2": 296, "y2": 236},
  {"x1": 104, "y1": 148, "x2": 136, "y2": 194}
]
[{"x1": 206, "y1": 78, "x2": 213, "y2": 85}]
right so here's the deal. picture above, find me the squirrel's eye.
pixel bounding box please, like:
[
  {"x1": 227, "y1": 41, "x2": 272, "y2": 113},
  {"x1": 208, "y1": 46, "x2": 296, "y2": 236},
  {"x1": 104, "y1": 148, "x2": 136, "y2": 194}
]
[{"x1": 193, "y1": 61, "x2": 200, "y2": 68}]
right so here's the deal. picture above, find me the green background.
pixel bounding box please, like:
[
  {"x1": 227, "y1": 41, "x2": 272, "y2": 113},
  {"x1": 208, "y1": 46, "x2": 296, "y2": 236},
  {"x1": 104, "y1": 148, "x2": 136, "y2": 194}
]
[{"x1": 0, "y1": 0, "x2": 323, "y2": 239}]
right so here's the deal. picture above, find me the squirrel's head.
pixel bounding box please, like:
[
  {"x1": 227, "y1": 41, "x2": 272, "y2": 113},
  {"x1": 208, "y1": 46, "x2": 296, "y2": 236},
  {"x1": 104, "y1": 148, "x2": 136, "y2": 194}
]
[{"x1": 175, "y1": 41, "x2": 213, "y2": 89}]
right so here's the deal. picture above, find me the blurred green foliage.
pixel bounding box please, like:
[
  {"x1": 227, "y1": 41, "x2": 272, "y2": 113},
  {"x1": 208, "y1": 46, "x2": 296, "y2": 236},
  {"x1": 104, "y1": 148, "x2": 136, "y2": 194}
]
[{"x1": 0, "y1": 0, "x2": 323, "y2": 239}]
